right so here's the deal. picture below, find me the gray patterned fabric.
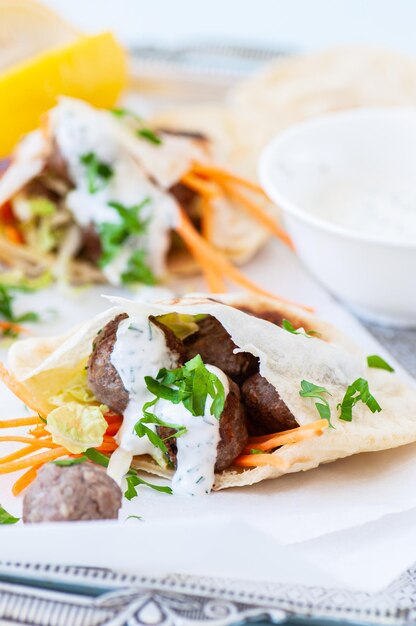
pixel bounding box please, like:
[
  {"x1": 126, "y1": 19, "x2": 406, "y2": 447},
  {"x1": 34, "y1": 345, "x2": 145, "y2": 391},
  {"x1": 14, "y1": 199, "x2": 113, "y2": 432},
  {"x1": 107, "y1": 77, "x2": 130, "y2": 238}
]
[
  {"x1": 1, "y1": 561, "x2": 416, "y2": 625},
  {"x1": 364, "y1": 322, "x2": 416, "y2": 379}
]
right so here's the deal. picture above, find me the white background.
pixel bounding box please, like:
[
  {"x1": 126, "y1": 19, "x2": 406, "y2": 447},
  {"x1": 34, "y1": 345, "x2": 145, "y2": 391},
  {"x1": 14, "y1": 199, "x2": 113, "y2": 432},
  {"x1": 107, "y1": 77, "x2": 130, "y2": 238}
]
[{"x1": 43, "y1": 0, "x2": 416, "y2": 54}]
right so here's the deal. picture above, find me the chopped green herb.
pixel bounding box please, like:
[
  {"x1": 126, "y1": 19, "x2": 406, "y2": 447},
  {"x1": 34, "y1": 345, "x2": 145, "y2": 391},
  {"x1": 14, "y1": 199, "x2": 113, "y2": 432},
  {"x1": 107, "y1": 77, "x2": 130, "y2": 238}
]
[
  {"x1": 0, "y1": 505, "x2": 20, "y2": 525},
  {"x1": 98, "y1": 198, "x2": 155, "y2": 285},
  {"x1": 0, "y1": 284, "x2": 40, "y2": 338},
  {"x1": 137, "y1": 128, "x2": 162, "y2": 146},
  {"x1": 338, "y1": 378, "x2": 382, "y2": 422},
  {"x1": 121, "y1": 250, "x2": 155, "y2": 286},
  {"x1": 84, "y1": 448, "x2": 110, "y2": 467},
  {"x1": 250, "y1": 448, "x2": 264, "y2": 455},
  {"x1": 126, "y1": 515, "x2": 143, "y2": 521},
  {"x1": 125, "y1": 474, "x2": 172, "y2": 501},
  {"x1": 299, "y1": 379, "x2": 333, "y2": 428},
  {"x1": 282, "y1": 319, "x2": 320, "y2": 338},
  {"x1": 53, "y1": 457, "x2": 87, "y2": 467},
  {"x1": 367, "y1": 355, "x2": 394, "y2": 373},
  {"x1": 135, "y1": 355, "x2": 226, "y2": 456},
  {"x1": 80, "y1": 152, "x2": 113, "y2": 194},
  {"x1": 111, "y1": 107, "x2": 142, "y2": 122}
]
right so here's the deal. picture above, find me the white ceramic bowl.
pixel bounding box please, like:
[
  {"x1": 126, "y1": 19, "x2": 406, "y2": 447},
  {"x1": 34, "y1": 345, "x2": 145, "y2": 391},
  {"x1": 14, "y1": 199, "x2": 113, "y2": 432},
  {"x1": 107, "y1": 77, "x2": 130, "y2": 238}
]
[{"x1": 259, "y1": 108, "x2": 416, "y2": 328}]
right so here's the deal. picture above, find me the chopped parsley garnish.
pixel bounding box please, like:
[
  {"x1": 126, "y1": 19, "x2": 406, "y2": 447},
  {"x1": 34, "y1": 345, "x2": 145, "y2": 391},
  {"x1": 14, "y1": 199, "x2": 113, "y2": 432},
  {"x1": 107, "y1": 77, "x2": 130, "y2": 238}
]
[
  {"x1": 80, "y1": 152, "x2": 114, "y2": 194},
  {"x1": 121, "y1": 250, "x2": 156, "y2": 286},
  {"x1": 98, "y1": 198, "x2": 155, "y2": 285},
  {"x1": 110, "y1": 107, "x2": 162, "y2": 145},
  {"x1": 125, "y1": 474, "x2": 172, "y2": 501},
  {"x1": 299, "y1": 380, "x2": 333, "y2": 427},
  {"x1": 0, "y1": 284, "x2": 39, "y2": 338},
  {"x1": 53, "y1": 457, "x2": 87, "y2": 467},
  {"x1": 282, "y1": 319, "x2": 320, "y2": 338},
  {"x1": 137, "y1": 128, "x2": 162, "y2": 146},
  {"x1": 250, "y1": 448, "x2": 264, "y2": 455},
  {"x1": 367, "y1": 355, "x2": 394, "y2": 373},
  {"x1": 135, "y1": 355, "x2": 226, "y2": 457},
  {"x1": 82, "y1": 448, "x2": 170, "y2": 500},
  {"x1": 337, "y1": 378, "x2": 381, "y2": 422},
  {"x1": 0, "y1": 505, "x2": 20, "y2": 525}
]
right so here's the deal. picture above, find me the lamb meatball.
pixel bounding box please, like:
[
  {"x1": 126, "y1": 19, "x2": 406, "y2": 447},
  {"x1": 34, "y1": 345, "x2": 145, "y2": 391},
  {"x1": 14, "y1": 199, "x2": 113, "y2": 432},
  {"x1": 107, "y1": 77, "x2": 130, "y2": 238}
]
[
  {"x1": 23, "y1": 463, "x2": 122, "y2": 523},
  {"x1": 184, "y1": 316, "x2": 258, "y2": 385},
  {"x1": 87, "y1": 314, "x2": 184, "y2": 414},
  {"x1": 241, "y1": 373, "x2": 298, "y2": 435},
  {"x1": 87, "y1": 313, "x2": 129, "y2": 414},
  {"x1": 159, "y1": 378, "x2": 248, "y2": 471}
]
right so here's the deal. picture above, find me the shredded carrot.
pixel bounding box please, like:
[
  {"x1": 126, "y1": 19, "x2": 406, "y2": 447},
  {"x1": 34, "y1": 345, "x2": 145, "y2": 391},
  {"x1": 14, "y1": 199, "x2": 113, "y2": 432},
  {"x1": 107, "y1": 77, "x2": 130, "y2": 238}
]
[
  {"x1": 181, "y1": 172, "x2": 220, "y2": 199},
  {"x1": 3, "y1": 225, "x2": 23, "y2": 245},
  {"x1": 192, "y1": 163, "x2": 266, "y2": 196},
  {"x1": 244, "y1": 423, "x2": 328, "y2": 453},
  {"x1": 28, "y1": 424, "x2": 49, "y2": 438},
  {"x1": 0, "y1": 321, "x2": 29, "y2": 334},
  {"x1": 176, "y1": 208, "x2": 312, "y2": 310},
  {"x1": 0, "y1": 435, "x2": 58, "y2": 448},
  {"x1": 12, "y1": 466, "x2": 38, "y2": 496},
  {"x1": 248, "y1": 420, "x2": 328, "y2": 445},
  {"x1": 0, "y1": 416, "x2": 43, "y2": 429},
  {"x1": 0, "y1": 447, "x2": 67, "y2": 474},
  {"x1": 97, "y1": 443, "x2": 118, "y2": 453},
  {"x1": 233, "y1": 454, "x2": 289, "y2": 469},
  {"x1": 223, "y1": 182, "x2": 294, "y2": 249},
  {"x1": 200, "y1": 196, "x2": 214, "y2": 242},
  {"x1": 0, "y1": 444, "x2": 40, "y2": 465}
]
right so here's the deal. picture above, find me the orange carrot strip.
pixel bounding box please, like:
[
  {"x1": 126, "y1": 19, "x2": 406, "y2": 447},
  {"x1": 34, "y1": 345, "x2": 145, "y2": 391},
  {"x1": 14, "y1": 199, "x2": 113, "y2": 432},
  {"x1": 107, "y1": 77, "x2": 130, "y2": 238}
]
[
  {"x1": 105, "y1": 423, "x2": 122, "y2": 437},
  {"x1": 97, "y1": 443, "x2": 118, "y2": 453},
  {"x1": 201, "y1": 195, "x2": 214, "y2": 242},
  {"x1": 0, "y1": 447, "x2": 67, "y2": 474},
  {"x1": 28, "y1": 425, "x2": 49, "y2": 438},
  {"x1": 176, "y1": 208, "x2": 312, "y2": 310},
  {"x1": 0, "y1": 321, "x2": 29, "y2": 334},
  {"x1": 248, "y1": 420, "x2": 328, "y2": 445},
  {"x1": 4, "y1": 225, "x2": 23, "y2": 245},
  {"x1": 180, "y1": 172, "x2": 220, "y2": 198},
  {"x1": 12, "y1": 466, "x2": 39, "y2": 496},
  {"x1": 223, "y1": 182, "x2": 294, "y2": 249},
  {"x1": 0, "y1": 444, "x2": 40, "y2": 465},
  {"x1": 0, "y1": 416, "x2": 43, "y2": 429},
  {"x1": 193, "y1": 163, "x2": 266, "y2": 196},
  {"x1": 244, "y1": 425, "x2": 327, "y2": 453},
  {"x1": 0, "y1": 436, "x2": 58, "y2": 448},
  {"x1": 233, "y1": 454, "x2": 289, "y2": 469}
]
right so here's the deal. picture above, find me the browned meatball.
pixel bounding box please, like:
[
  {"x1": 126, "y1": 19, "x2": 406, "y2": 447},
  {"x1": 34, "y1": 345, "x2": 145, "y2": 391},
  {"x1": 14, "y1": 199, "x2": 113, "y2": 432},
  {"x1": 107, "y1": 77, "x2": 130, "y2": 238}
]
[
  {"x1": 82, "y1": 223, "x2": 102, "y2": 264},
  {"x1": 184, "y1": 316, "x2": 259, "y2": 385},
  {"x1": 23, "y1": 463, "x2": 122, "y2": 523},
  {"x1": 159, "y1": 378, "x2": 248, "y2": 472},
  {"x1": 87, "y1": 314, "x2": 185, "y2": 414},
  {"x1": 87, "y1": 313, "x2": 129, "y2": 414},
  {"x1": 241, "y1": 373, "x2": 298, "y2": 435}
]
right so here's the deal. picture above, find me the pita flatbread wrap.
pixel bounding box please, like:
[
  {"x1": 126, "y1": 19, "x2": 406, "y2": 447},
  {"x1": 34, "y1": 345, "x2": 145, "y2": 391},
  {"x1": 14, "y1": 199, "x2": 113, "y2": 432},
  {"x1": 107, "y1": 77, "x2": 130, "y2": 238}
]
[{"x1": 3, "y1": 293, "x2": 416, "y2": 497}]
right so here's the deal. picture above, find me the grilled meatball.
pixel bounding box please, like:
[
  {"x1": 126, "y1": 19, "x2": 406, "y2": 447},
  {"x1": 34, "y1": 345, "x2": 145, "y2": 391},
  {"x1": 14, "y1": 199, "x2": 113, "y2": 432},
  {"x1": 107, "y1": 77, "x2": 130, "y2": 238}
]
[
  {"x1": 87, "y1": 313, "x2": 129, "y2": 414},
  {"x1": 159, "y1": 378, "x2": 248, "y2": 472},
  {"x1": 87, "y1": 314, "x2": 185, "y2": 414},
  {"x1": 241, "y1": 373, "x2": 298, "y2": 435},
  {"x1": 184, "y1": 316, "x2": 258, "y2": 385},
  {"x1": 23, "y1": 463, "x2": 122, "y2": 523}
]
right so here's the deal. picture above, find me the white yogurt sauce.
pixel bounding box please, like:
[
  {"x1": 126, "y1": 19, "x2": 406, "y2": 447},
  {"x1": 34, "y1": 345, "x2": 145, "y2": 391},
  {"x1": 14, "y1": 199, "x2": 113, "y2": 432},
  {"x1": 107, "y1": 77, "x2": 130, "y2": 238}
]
[
  {"x1": 108, "y1": 313, "x2": 229, "y2": 495},
  {"x1": 49, "y1": 98, "x2": 178, "y2": 283},
  {"x1": 306, "y1": 177, "x2": 416, "y2": 243}
]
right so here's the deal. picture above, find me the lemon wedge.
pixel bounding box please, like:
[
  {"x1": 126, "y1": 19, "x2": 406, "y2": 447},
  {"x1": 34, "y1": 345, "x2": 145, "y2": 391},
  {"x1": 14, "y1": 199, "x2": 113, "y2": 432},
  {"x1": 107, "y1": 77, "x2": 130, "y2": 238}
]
[{"x1": 0, "y1": 1, "x2": 127, "y2": 157}]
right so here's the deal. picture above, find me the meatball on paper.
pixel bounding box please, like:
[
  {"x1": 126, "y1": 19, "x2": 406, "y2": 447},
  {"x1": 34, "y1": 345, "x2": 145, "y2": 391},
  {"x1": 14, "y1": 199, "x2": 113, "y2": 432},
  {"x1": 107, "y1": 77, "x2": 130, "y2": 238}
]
[{"x1": 2, "y1": 294, "x2": 416, "y2": 498}]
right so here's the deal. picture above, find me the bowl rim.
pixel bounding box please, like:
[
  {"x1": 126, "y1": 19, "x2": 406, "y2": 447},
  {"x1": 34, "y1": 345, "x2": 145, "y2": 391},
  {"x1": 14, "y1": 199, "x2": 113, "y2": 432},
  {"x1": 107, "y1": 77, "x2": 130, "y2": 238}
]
[{"x1": 258, "y1": 106, "x2": 416, "y2": 250}]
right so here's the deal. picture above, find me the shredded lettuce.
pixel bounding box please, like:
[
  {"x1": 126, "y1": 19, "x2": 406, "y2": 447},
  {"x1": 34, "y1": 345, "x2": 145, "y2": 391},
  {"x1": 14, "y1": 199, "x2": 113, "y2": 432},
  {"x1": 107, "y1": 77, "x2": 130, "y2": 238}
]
[
  {"x1": 49, "y1": 370, "x2": 97, "y2": 407},
  {"x1": 46, "y1": 402, "x2": 108, "y2": 454}
]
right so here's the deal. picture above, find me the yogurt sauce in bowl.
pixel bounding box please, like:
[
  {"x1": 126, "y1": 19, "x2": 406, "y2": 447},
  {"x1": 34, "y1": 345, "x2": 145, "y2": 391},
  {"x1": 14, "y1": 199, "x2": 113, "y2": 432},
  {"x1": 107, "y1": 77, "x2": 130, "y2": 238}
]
[{"x1": 259, "y1": 108, "x2": 416, "y2": 327}]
